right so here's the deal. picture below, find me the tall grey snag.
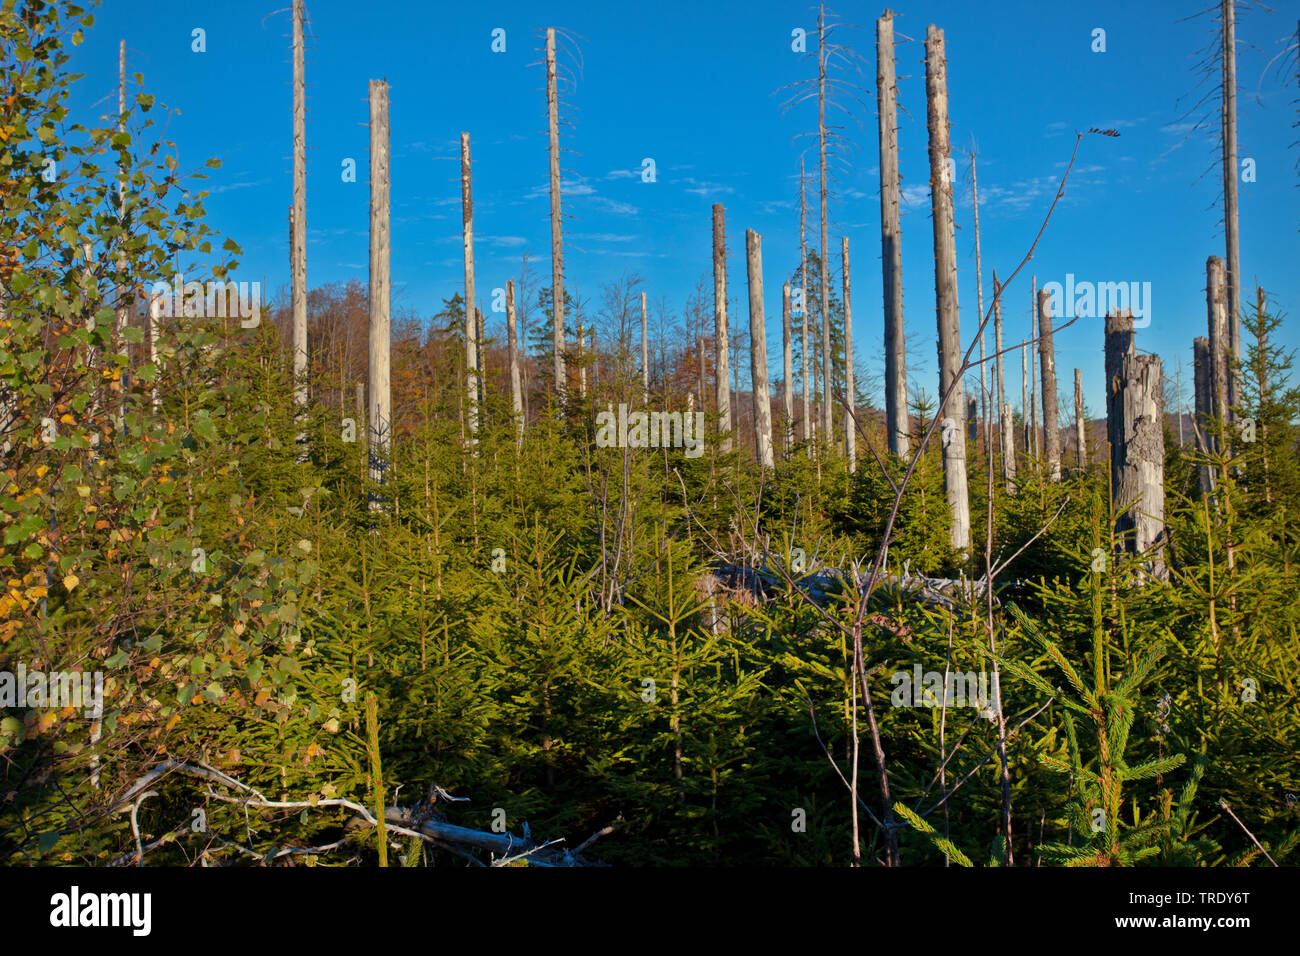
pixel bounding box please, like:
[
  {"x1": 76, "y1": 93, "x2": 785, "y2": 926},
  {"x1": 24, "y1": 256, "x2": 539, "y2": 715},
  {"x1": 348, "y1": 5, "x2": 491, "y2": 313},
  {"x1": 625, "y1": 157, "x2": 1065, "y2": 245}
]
[
  {"x1": 746, "y1": 229, "x2": 775, "y2": 469},
  {"x1": 925, "y1": 24, "x2": 970, "y2": 554},
  {"x1": 1221, "y1": 0, "x2": 1242, "y2": 414},
  {"x1": 507, "y1": 279, "x2": 524, "y2": 445},
  {"x1": 1020, "y1": 338, "x2": 1028, "y2": 459},
  {"x1": 367, "y1": 79, "x2": 391, "y2": 502},
  {"x1": 1105, "y1": 311, "x2": 1167, "y2": 581},
  {"x1": 1029, "y1": 276, "x2": 1038, "y2": 459},
  {"x1": 291, "y1": 0, "x2": 307, "y2": 416},
  {"x1": 1193, "y1": 335, "x2": 1214, "y2": 494},
  {"x1": 816, "y1": 6, "x2": 833, "y2": 448},
  {"x1": 115, "y1": 39, "x2": 128, "y2": 344},
  {"x1": 461, "y1": 132, "x2": 479, "y2": 447},
  {"x1": 1206, "y1": 255, "x2": 1229, "y2": 452},
  {"x1": 782, "y1": 280, "x2": 794, "y2": 455},
  {"x1": 1037, "y1": 288, "x2": 1061, "y2": 481},
  {"x1": 971, "y1": 150, "x2": 987, "y2": 431},
  {"x1": 1074, "y1": 368, "x2": 1087, "y2": 470},
  {"x1": 799, "y1": 159, "x2": 811, "y2": 447},
  {"x1": 877, "y1": 11, "x2": 908, "y2": 459},
  {"x1": 546, "y1": 28, "x2": 566, "y2": 409},
  {"x1": 841, "y1": 236, "x2": 856, "y2": 472},
  {"x1": 712, "y1": 204, "x2": 731, "y2": 452},
  {"x1": 641, "y1": 290, "x2": 649, "y2": 405},
  {"x1": 993, "y1": 268, "x2": 1011, "y2": 487}
]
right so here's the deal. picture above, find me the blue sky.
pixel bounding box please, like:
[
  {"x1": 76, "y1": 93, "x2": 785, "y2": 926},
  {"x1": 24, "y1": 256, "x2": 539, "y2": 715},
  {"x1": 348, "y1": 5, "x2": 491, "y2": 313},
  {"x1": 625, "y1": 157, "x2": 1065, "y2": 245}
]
[{"x1": 68, "y1": 0, "x2": 1299, "y2": 414}]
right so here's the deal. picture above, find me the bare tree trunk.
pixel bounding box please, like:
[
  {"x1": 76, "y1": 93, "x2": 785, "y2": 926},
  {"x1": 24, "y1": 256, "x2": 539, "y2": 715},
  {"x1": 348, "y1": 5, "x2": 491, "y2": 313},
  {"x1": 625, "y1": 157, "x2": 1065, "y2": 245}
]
[
  {"x1": 971, "y1": 150, "x2": 987, "y2": 433},
  {"x1": 292, "y1": 0, "x2": 308, "y2": 420},
  {"x1": 925, "y1": 24, "x2": 969, "y2": 554},
  {"x1": 1193, "y1": 335, "x2": 1215, "y2": 495},
  {"x1": 147, "y1": 287, "x2": 161, "y2": 412},
  {"x1": 994, "y1": 268, "x2": 1011, "y2": 489},
  {"x1": 747, "y1": 229, "x2": 775, "y2": 469},
  {"x1": 841, "y1": 236, "x2": 856, "y2": 472},
  {"x1": 1038, "y1": 288, "x2": 1061, "y2": 481},
  {"x1": 712, "y1": 204, "x2": 731, "y2": 452},
  {"x1": 877, "y1": 14, "x2": 908, "y2": 460},
  {"x1": 1074, "y1": 367, "x2": 1086, "y2": 470},
  {"x1": 461, "y1": 132, "x2": 479, "y2": 448},
  {"x1": 368, "y1": 79, "x2": 391, "y2": 506},
  {"x1": 1221, "y1": 0, "x2": 1242, "y2": 415},
  {"x1": 1000, "y1": 401, "x2": 1016, "y2": 492},
  {"x1": 1020, "y1": 338, "x2": 1028, "y2": 464},
  {"x1": 818, "y1": 6, "x2": 833, "y2": 448},
  {"x1": 799, "y1": 158, "x2": 812, "y2": 448},
  {"x1": 782, "y1": 280, "x2": 794, "y2": 456},
  {"x1": 114, "y1": 39, "x2": 129, "y2": 379},
  {"x1": 1029, "y1": 276, "x2": 1038, "y2": 460},
  {"x1": 1254, "y1": 285, "x2": 1272, "y2": 503},
  {"x1": 507, "y1": 279, "x2": 524, "y2": 445},
  {"x1": 1207, "y1": 255, "x2": 1229, "y2": 455},
  {"x1": 546, "y1": 28, "x2": 566, "y2": 410},
  {"x1": 1105, "y1": 311, "x2": 1166, "y2": 581},
  {"x1": 641, "y1": 290, "x2": 649, "y2": 405},
  {"x1": 576, "y1": 301, "x2": 586, "y2": 400}
]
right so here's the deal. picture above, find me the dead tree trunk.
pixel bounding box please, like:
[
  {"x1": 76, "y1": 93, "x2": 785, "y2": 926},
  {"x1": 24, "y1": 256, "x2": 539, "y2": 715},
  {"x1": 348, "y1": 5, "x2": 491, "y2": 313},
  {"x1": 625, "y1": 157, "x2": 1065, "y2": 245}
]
[
  {"x1": 841, "y1": 236, "x2": 856, "y2": 472},
  {"x1": 1020, "y1": 338, "x2": 1028, "y2": 464},
  {"x1": 799, "y1": 158, "x2": 812, "y2": 448},
  {"x1": 712, "y1": 204, "x2": 731, "y2": 452},
  {"x1": 641, "y1": 290, "x2": 649, "y2": 405},
  {"x1": 782, "y1": 280, "x2": 794, "y2": 455},
  {"x1": 747, "y1": 229, "x2": 775, "y2": 469},
  {"x1": 818, "y1": 6, "x2": 833, "y2": 449},
  {"x1": 368, "y1": 79, "x2": 392, "y2": 505},
  {"x1": 546, "y1": 28, "x2": 566, "y2": 410},
  {"x1": 1029, "y1": 276, "x2": 1038, "y2": 461},
  {"x1": 994, "y1": 268, "x2": 1011, "y2": 489},
  {"x1": 461, "y1": 132, "x2": 479, "y2": 448},
  {"x1": 114, "y1": 39, "x2": 129, "y2": 371},
  {"x1": 1193, "y1": 335, "x2": 1214, "y2": 495},
  {"x1": 507, "y1": 279, "x2": 524, "y2": 445},
  {"x1": 292, "y1": 0, "x2": 308, "y2": 418},
  {"x1": 971, "y1": 150, "x2": 987, "y2": 432},
  {"x1": 1105, "y1": 311, "x2": 1166, "y2": 581},
  {"x1": 1207, "y1": 255, "x2": 1229, "y2": 454},
  {"x1": 1221, "y1": 0, "x2": 1242, "y2": 414},
  {"x1": 1000, "y1": 401, "x2": 1016, "y2": 491},
  {"x1": 925, "y1": 24, "x2": 970, "y2": 554},
  {"x1": 1038, "y1": 288, "x2": 1060, "y2": 481},
  {"x1": 1074, "y1": 367, "x2": 1086, "y2": 470},
  {"x1": 877, "y1": 14, "x2": 909, "y2": 460}
]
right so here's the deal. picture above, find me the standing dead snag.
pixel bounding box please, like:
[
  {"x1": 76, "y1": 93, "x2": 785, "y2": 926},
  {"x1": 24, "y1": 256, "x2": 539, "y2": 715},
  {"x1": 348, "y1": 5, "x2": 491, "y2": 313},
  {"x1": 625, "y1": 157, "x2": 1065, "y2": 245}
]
[
  {"x1": 925, "y1": 24, "x2": 970, "y2": 554},
  {"x1": 641, "y1": 291, "x2": 649, "y2": 405},
  {"x1": 993, "y1": 268, "x2": 1011, "y2": 489},
  {"x1": 746, "y1": 229, "x2": 775, "y2": 469},
  {"x1": 507, "y1": 280, "x2": 524, "y2": 445},
  {"x1": 1221, "y1": 0, "x2": 1242, "y2": 414},
  {"x1": 1193, "y1": 335, "x2": 1214, "y2": 495},
  {"x1": 817, "y1": 4, "x2": 834, "y2": 449},
  {"x1": 799, "y1": 159, "x2": 812, "y2": 448},
  {"x1": 1206, "y1": 256, "x2": 1230, "y2": 453},
  {"x1": 368, "y1": 79, "x2": 392, "y2": 506},
  {"x1": 291, "y1": 0, "x2": 308, "y2": 423},
  {"x1": 1038, "y1": 288, "x2": 1061, "y2": 481},
  {"x1": 1074, "y1": 368, "x2": 1086, "y2": 470},
  {"x1": 461, "y1": 132, "x2": 479, "y2": 449},
  {"x1": 1105, "y1": 311, "x2": 1167, "y2": 580},
  {"x1": 841, "y1": 236, "x2": 856, "y2": 472},
  {"x1": 712, "y1": 203, "x2": 731, "y2": 453},
  {"x1": 782, "y1": 280, "x2": 794, "y2": 455},
  {"x1": 546, "y1": 28, "x2": 566, "y2": 410},
  {"x1": 877, "y1": 11, "x2": 908, "y2": 460}
]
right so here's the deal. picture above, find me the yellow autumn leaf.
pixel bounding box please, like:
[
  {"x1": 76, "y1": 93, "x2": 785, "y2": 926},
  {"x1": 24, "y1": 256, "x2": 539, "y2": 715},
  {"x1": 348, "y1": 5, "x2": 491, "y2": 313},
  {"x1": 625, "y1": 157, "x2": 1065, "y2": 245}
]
[
  {"x1": 24, "y1": 585, "x2": 47, "y2": 600},
  {"x1": 62, "y1": 574, "x2": 78, "y2": 591},
  {"x1": 35, "y1": 465, "x2": 49, "y2": 478}
]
